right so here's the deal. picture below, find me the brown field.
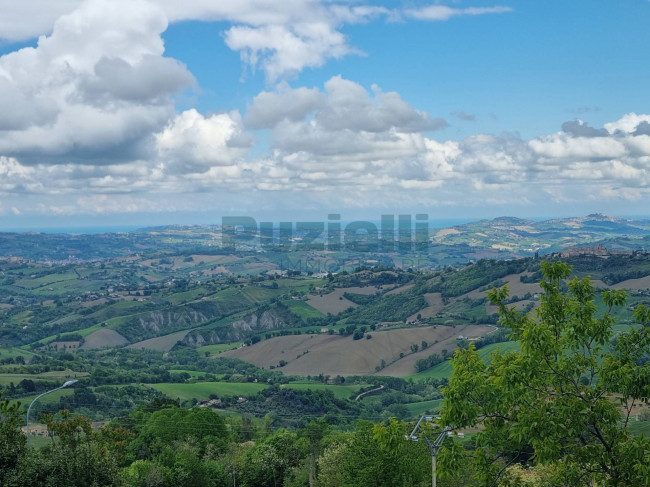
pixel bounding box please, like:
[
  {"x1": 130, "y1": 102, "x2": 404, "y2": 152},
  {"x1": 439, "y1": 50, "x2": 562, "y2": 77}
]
[
  {"x1": 612, "y1": 275, "x2": 650, "y2": 291},
  {"x1": 126, "y1": 330, "x2": 190, "y2": 351},
  {"x1": 385, "y1": 283, "x2": 414, "y2": 295},
  {"x1": 590, "y1": 279, "x2": 609, "y2": 289},
  {"x1": 80, "y1": 329, "x2": 128, "y2": 350},
  {"x1": 500, "y1": 273, "x2": 542, "y2": 297},
  {"x1": 307, "y1": 286, "x2": 378, "y2": 315},
  {"x1": 377, "y1": 324, "x2": 495, "y2": 376},
  {"x1": 486, "y1": 299, "x2": 540, "y2": 316},
  {"x1": 79, "y1": 298, "x2": 108, "y2": 308},
  {"x1": 454, "y1": 273, "x2": 543, "y2": 315},
  {"x1": 221, "y1": 324, "x2": 493, "y2": 377},
  {"x1": 408, "y1": 293, "x2": 445, "y2": 320}
]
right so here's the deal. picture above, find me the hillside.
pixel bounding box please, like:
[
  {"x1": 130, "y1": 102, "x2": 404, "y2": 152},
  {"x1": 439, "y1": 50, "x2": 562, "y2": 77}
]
[{"x1": 221, "y1": 324, "x2": 493, "y2": 377}]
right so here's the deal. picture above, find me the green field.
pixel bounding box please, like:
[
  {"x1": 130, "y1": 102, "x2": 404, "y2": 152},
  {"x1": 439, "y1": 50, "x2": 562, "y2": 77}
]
[
  {"x1": 146, "y1": 381, "x2": 268, "y2": 401},
  {"x1": 7, "y1": 388, "x2": 74, "y2": 410},
  {"x1": 239, "y1": 286, "x2": 278, "y2": 303},
  {"x1": 409, "y1": 341, "x2": 521, "y2": 381},
  {"x1": 32, "y1": 323, "x2": 105, "y2": 346},
  {"x1": 284, "y1": 300, "x2": 325, "y2": 320},
  {"x1": 0, "y1": 370, "x2": 87, "y2": 386},
  {"x1": 628, "y1": 420, "x2": 650, "y2": 437},
  {"x1": 0, "y1": 347, "x2": 38, "y2": 360},
  {"x1": 404, "y1": 399, "x2": 443, "y2": 417},
  {"x1": 197, "y1": 343, "x2": 243, "y2": 356},
  {"x1": 282, "y1": 382, "x2": 367, "y2": 400},
  {"x1": 168, "y1": 369, "x2": 223, "y2": 379}
]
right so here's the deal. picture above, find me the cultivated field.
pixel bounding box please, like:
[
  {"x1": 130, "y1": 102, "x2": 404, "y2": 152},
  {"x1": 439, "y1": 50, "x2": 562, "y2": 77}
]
[
  {"x1": 80, "y1": 329, "x2": 128, "y2": 350},
  {"x1": 612, "y1": 275, "x2": 650, "y2": 290},
  {"x1": 462, "y1": 272, "x2": 541, "y2": 301},
  {"x1": 126, "y1": 329, "x2": 191, "y2": 351},
  {"x1": 307, "y1": 286, "x2": 378, "y2": 315},
  {"x1": 407, "y1": 292, "x2": 444, "y2": 320},
  {"x1": 222, "y1": 324, "x2": 494, "y2": 377},
  {"x1": 197, "y1": 342, "x2": 243, "y2": 357},
  {"x1": 377, "y1": 324, "x2": 495, "y2": 376},
  {"x1": 385, "y1": 283, "x2": 414, "y2": 295}
]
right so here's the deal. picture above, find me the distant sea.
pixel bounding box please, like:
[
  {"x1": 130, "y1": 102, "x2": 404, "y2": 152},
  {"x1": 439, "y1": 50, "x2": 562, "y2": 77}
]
[
  {"x1": 1, "y1": 226, "x2": 145, "y2": 234},
  {"x1": 1, "y1": 219, "x2": 489, "y2": 234},
  {"x1": 3, "y1": 214, "x2": 650, "y2": 235}
]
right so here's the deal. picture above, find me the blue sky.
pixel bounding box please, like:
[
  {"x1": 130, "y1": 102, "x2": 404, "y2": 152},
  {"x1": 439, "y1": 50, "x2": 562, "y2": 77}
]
[{"x1": 0, "y1": 0, "x2": 649, "y2": 229}]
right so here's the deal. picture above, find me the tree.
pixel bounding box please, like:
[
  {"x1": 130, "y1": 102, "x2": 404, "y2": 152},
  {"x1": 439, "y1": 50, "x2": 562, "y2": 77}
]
[
  {"x1": 441, "y1": 261, "x2": 650, "y2": 486},
  {"x1": 0, "y1": 393, "x2": 25, "y2": 485},
  {"x1": 241, "y1": 429, "x2": 306, "y2": 487},
  {"x1": 12, "y1": 410, "x2": 126, "y2": 487},
  {"x1": 301, "y1": 419, "x2": 330, "y2": 487}
]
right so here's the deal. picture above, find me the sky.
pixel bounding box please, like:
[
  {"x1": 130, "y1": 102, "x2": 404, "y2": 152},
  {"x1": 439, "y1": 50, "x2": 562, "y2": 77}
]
[{"x1": 0, "y1": 0, "x2": 649, "y2": 229}]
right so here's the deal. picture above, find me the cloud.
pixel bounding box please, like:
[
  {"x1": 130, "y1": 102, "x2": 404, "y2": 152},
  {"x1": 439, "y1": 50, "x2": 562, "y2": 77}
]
[
  {"x1": 0, "y1": 1, "x2": 509, "y2": 81},
  {"x1": 604, "y1": 113, "x2": 650, "y2": 134},
  {"x1": 247, "y1": 76, "x2": 446, "y2": 148},
  {"x1": 0, "y1": 0, "x2": 385, "y2": 82},
  {"x1": 2, "y1": 1, "x2": 650, "y2": 217},
  {"x1": 561, "y1": 120, "x2": 608, "y2": 138},
  {"x1": 0, "y1": 0, "x2": 81, "y2": 41},
  {"x1": 405, "y1": 5, "x2": 513, "y2": 21},
  {"x1": 244, "y1": 85, "x2": 326, "y2": 129},
  {"x1": 224, "y1": 23, "x2": 353, "y2": 82},
  {"x1": 452, "y1": 111, "x2": 476, "y2": 122},
  {"x1": 241, "y1": 77, "x2": 452, "y2": 194},
  {"x1": 0, "y1": 0, "x2": 194, "y2": 165},
  {"x1": 155, "y1": 109, "x2": 252, "y2": 169}
]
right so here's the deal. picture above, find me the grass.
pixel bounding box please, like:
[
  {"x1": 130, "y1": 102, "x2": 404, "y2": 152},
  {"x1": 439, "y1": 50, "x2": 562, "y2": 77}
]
[
  {"x1": 16, "y1": 272, "x2": 79, "y2": 290},
  {"x1": 146, "y1": 382, "x2": 268, "y2": 401},
  {"x1": 6, "y1": 388, "x2": 74, "y2": 410},
  {"x1": 31, "y1": 323, "x2": 104, "y2": 346},
  {"x1": 239, "y1": 286, "x2": 278, "y2": 303},
  {"x1": 0, "y1": 370, "x2": 88, "y2": 386},
  {"x1": 168, "y1": 370, "x2": 223, "y2": 379},
  {"x1": 404, "y1": 399, "x2": 443, "y2": 417},
  {"x1": 0, "y1": 347, "x2": 38, "y2": 360},
  {"x1": 281, "y1": 382, "x2": 367, "y2": 400},
  {"x1": 284, "y1": 300, "x2": 325, "y2": 320},
  {"x1": 197, "y1": 343, "x2": 243, "y2": 356},
  {"x1": 628, "y1": 420, "x2": 650, "y2": 437},
  {"x1": 409, "y1": 341, "x2": 521, "y2": 381}
]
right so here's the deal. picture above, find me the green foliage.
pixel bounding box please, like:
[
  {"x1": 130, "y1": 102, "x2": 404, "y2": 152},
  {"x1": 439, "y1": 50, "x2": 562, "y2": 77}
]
[
  {"x1": 415, "y1": 352, "x2": 444, "y2": 372},
  {"x1": 7, "y1": 411, "x2": 131, "y2": 487},
  {"x1": 343, "y1": 292, "x2": 378, "y2": 305},
  {"x1": 430, "y1": 258, "x2": 536, "y2": 298},
  {"x1": 0, "y1": 392, "x2": 26, "y2": 485},
  {"x1": 441, "y1": 261, "x2": 650, "y2": 486},
  {"x1": 344, "y1": 289, "x2": 426, "y2": 324},
  {"x1": 240, "y1": 429, "x2": 306, "y2": 487},
  {"x1": 314, "y1": 420, "x2": 430, "y2": 486},
  {"x1": 129, "y1": 407, "x2": 229, "y2": 459}
]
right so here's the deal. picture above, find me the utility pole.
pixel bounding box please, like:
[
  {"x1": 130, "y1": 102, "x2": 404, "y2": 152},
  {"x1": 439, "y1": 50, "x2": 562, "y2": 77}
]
[{"x1": 408, "y1": 415, "x2": 450, "y2": 487}]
